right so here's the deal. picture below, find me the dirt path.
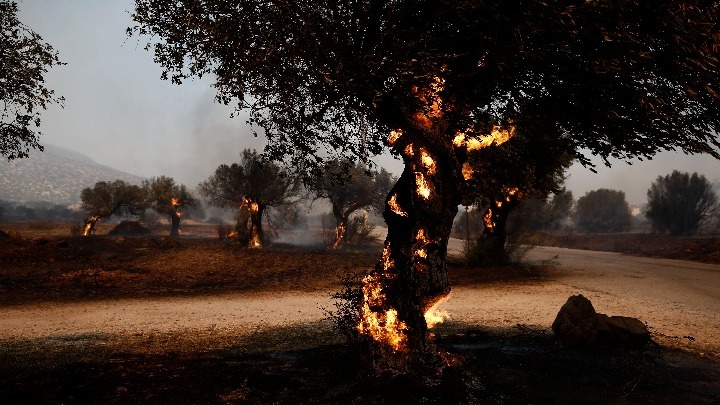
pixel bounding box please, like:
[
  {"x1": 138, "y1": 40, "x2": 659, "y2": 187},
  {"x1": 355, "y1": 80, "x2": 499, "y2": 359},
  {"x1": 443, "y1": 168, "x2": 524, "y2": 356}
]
[{"x1": 1, "y1": 244, "x2": 719, "y2": 358}]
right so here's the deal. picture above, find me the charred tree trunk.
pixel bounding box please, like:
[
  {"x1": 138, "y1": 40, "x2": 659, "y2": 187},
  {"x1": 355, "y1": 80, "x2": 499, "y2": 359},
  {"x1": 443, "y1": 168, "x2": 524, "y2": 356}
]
[
  {"x1": 331, "y1": 216, "x2": 348, "y2": 249},
  {"x1": 83, "y1": 215, "x2": 101, "y2": 236},
  {"x1": 170, "y1": 210, "x2": 181, "y2": 237},
  {"x1": 476, "y1": 190, "x2": 523, "y2": 264},
  {"x1": 249, "y1": 204, "x2": 265, "y2": 248},
  {"x1": 357, "y1": 133, "x2": 461, "y2": 370}
]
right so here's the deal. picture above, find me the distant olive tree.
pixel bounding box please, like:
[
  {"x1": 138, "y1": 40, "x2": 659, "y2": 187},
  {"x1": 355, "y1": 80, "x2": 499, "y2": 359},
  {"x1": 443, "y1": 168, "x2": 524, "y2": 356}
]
[
  {"x1": 307, "y1": 159, "x2": 394, "y2": 248},
  {"x1": 646, "y1": 170, "x2": 718, "y2": 236},
  {"x1": 198, "y1": 149, "x2": 301, "y2": 248},
  {"x1": 143, "y1": 176, "x2": 194, "y2": 237},
  {"x1": 80, "y1": 180, "x2": 146, "y2": 235},
  {"x1": 1, "y1": 1, "x2": 64, "y2": 160},
  {"x1": 574, "y1": 189, "x2": 631, "y2": 233}
]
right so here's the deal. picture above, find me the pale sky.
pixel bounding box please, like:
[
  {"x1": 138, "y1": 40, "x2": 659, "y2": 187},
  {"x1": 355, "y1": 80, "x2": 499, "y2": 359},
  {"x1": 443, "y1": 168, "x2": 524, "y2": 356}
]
[{"x1": 17, "y1": 0, "x2": 720, "y2": 205}]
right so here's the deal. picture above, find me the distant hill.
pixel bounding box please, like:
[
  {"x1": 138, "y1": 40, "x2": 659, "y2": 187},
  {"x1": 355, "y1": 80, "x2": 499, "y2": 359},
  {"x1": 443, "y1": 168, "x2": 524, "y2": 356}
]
[{"x1": 0, "y1": 144, "x2": 145, "y2": 205}]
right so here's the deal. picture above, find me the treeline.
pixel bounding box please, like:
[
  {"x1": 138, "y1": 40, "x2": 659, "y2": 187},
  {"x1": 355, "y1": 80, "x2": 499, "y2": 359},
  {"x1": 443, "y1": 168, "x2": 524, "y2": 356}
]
[
  {"x1": 454, "y1": 169, "x2": 719, "y2": 264},
  {"x1": 0, "y1": 200, "x2": 79, "y2": 222}
]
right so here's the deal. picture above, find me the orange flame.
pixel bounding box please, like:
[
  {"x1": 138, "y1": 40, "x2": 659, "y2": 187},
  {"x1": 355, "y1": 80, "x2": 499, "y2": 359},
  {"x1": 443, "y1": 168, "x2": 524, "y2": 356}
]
[
  {"x1": 412, "y1": 77, "x2": 445, "y2": 129},
  {"x1": 419, "y1": 148, "x2": 436, "y2": 175},
  {"x1": 388, "y1": 194, "x2": 408, "y2": 217},
  {"x1": 415, "y1": 172, "x2": 431, "y2": 199},
  {"x1": 83, "y1": 215, "x2": 101, "y2": 236},
  {"x1": 358, "y1": 273, "x2": 408, "y2": 352},
  {"x1": 404, "y1": 143, "x2": 415, "y2": 157},
  {"x1": 424, "y1": 294, "x2": 451, "y2": 329},
  {"x1": 455, "y1": 125, "x2": 516, "y2": 152},
  {"x1": 415, "y1": 228, "x2": 429, "y2": 259},
  {"x1": 171, "y1": 198, "x2": 180, "y2": 206},
  {"x1": 483, "y1": 207, "x2": 495, "y2": 232},
  {"x1": 388, "y1": 129, "x2": 403, "y2": 147},
  {"x1": 462, "y1": 162, "x2": 474, "y2": 180}
]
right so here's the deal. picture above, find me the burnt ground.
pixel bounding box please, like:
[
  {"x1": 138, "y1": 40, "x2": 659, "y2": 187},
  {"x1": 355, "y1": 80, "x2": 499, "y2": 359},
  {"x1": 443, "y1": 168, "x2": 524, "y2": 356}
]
[{"x1": 0, "y1": 222, "x2": 719, "y2": 404}]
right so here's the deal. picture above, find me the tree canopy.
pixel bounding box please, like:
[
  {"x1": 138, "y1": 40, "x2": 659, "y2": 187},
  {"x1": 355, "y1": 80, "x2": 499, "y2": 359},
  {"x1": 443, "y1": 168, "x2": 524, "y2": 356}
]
[
  {"x1": 1, "y1": 1, "x2": 64, "y2": 160},
  {"x1": 646, "y1": 170, "x2": 718, "y2": 236},
  {"x1": 131, "y1": 0, "x2": 720, "y2": 169},
  {"x1": 574, "y1": 189, "x2": 632, "y2": 233}
]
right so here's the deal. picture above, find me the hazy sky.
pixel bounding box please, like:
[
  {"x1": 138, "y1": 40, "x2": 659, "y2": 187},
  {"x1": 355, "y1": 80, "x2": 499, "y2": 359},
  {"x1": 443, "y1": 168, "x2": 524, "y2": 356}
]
[{"x1": 16, "y1": 0, "x2": 720, "y2": 204}]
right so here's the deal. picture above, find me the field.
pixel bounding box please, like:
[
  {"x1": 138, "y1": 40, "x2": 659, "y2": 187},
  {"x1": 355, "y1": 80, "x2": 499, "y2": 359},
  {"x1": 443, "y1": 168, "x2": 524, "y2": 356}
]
[{"x1": 1, "y1": 221, "x2": 719, "y2": 404}]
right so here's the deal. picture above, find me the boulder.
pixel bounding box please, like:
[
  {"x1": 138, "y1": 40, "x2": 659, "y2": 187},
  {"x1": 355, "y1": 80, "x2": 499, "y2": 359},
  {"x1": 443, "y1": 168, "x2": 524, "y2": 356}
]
[
  {"x1": 551, "y1": 294, "x2": 599, "y2": 347},
  {"x1": 596, "y1": 314, "x2": 650, "y2": 348},
  {"x1": 552, "y1": 294, "x2": 650, "y2": 349}
]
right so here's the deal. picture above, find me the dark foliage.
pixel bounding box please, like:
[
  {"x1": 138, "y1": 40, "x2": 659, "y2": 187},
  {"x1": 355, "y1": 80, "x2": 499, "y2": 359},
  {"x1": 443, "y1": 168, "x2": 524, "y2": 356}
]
[
  {"x1": 646, "y1": 170, "x2": 718, "y2": 236},
  {"x1": 575, "y1": 189, "x2": 632, "y2": 233},
  {"x1": 0, "y1": 1, "x2": 64, "y2": 160}
]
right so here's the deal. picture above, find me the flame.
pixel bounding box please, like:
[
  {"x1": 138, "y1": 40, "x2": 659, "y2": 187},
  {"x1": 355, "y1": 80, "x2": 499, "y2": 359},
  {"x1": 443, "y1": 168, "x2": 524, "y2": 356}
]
[
  {"x1": 462, "y1": 162, "x2": 474, "y2": 180},
  {"x1": 404, "y1": 143, "x2": 415, "y2": 157},
  {"x1": 388, "y1": 129, "x2": 403, "y2": 146},
  {"x1": 249, "y1": 225, "x2": 262, "y2": 248},
  {"x1": 83, "y1": 215, "x2": 100, "y2": 236},
  {"x1": 466, "y1": 126, "x2": 515, "y2": 151},
  {"x1": 505, "y1": 187, "x2": 522, "y2": 201},
  {"x1": 171, "y1": 198, "x2": 180, "y2": 206},
  {"x1": 358, "y1": 273, "x2": 408, "y2": 352},
  {"x1": 483, "y1": 207, "x2": 495, "y2": 232},
  {"x1": 388, "y1": 194, "x2": 408, "y2": 217},
  {"x1": 228, "y1": 231, "x2": 238, "y2": 238},
  {"x1": 381, "y1": 244, "x2": 394, "y2": 272},
  {"x1": 415, "y1": 228, "x2": 429, "y2": 260},
  {"x1": 419, "y1": 148, "x2": 436, "y2": 175},
  {"x1": 424, "y1": 294, "x2": 451, "y2": 329},
  {"x1": 415, "y1": 172, "x2": 431, "y2": 199},
  {"x1": 455, "y1": 126, "x2": 516, "y2": 152},
  {"x1": 453, "y1": 132, "x2": 466, "y2": 147},
  {"x1": 412, "y1": 77, "x2": 445, "y2": 129}
]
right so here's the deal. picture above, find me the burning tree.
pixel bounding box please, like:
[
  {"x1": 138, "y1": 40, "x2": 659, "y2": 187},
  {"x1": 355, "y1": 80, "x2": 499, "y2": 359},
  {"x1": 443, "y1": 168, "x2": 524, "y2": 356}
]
[
  {"x1": 308, "y1": 160, "x2": 393, "y2": 248},
  {"x1": 0, "y1": 1, "x2": 64, "y2": 160},
  {"x1": 80, "y1": 180, "x2": 146, "y2": 236},
  {"x1": 463, "y1": 129, "x2": 574, "y2": 265},
  {"x1": 198, "y1": 149, "x2": 301, "y2": 248},
  {"x1": 143, "y1": 176, "x2": 194, "y2": 237},
  {"x1": 131, "y1": 1, "x2": 720, "y2": 369}
]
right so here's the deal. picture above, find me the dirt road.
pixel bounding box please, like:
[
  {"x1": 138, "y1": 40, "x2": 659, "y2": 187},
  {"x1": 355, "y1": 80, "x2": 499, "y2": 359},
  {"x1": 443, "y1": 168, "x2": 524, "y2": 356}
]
[{"x1": 1, "y1": 245, "x2": 719, "y2": 358}]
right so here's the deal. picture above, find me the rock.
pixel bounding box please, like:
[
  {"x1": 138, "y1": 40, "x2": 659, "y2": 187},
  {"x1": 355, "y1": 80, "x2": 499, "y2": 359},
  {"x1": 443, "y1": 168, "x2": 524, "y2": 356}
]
[
  {"x1": 552, "y1": 295, "x2": 651, "y2": 349},
  {"x1": 551, "y1": 294, "x2": 599, "y2": 347},
  {"x1": 596, "y1": 314, "x2": 650, "y2": 348}
]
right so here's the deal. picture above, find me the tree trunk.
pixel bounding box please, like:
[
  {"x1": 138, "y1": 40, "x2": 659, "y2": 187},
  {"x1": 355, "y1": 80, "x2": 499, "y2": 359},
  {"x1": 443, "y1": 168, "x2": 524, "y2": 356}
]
[
  {"x1": 249, "y1": 204, "x2": 264, "y2": 248},
  {"x1": 476, "y1": 190, "x2": 523, "y2": 265},
  {"x1": 330, "y1": 216, "x2": 348, "y2": 249},
  {"x1": 170, "y1": 211, "x2": 181, "y2": 237},
  {"x1": 357, "y1": 135, "x2": 461, "y2": 370},
  {"x1": 83, "y1": 216, "x2": 100, "y2": 236}
]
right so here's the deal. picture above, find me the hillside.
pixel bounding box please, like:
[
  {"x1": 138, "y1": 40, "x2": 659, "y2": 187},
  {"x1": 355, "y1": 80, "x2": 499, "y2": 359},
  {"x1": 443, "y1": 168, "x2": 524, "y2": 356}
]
[{"x1": 0, "y1": 145, "x2": 145, "y2": 205}]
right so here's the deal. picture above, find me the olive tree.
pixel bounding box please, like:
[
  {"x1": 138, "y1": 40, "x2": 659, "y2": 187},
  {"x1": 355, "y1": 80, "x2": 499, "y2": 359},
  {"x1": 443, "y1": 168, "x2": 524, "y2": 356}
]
[
  {"x1": 80, "y1": 180, "x2": 146, "y2": 235},
  {"x1": 574, "y1": 189, "x2": 632, "y2": 233},
  {"x1": 307, "y1": 160, "x2": 393, "y2": 248},
  {"x1": 143, "y1": 176, "x2": 194, "y2": 237},
  {"x1": 646, "y1": 170, "x2": 718, "y2": 236},
  {"x1": 1, "y1": 1, "x2": 64, "y2": 160},
  {"x1": 131, "y1": 1, "x2": 720, "y2": 368},
  {"x1": 198, "y1": 149, "x2": 301, "y2": 247}
]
